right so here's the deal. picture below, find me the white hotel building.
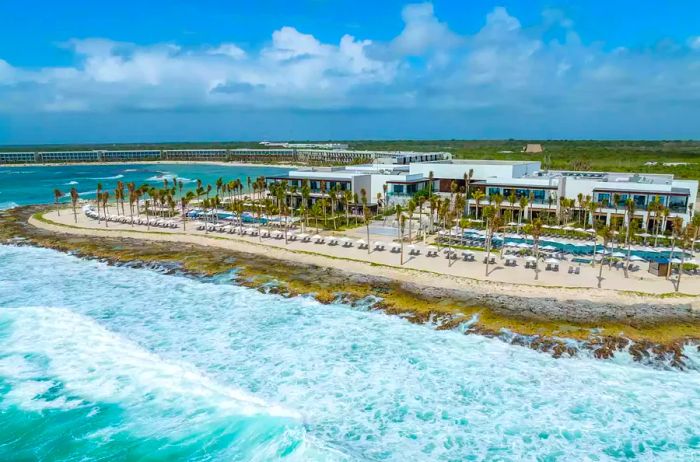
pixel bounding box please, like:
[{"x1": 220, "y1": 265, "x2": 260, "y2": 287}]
[{"x1": 268, "y1": 159, "x2": 698, "y2": 228}]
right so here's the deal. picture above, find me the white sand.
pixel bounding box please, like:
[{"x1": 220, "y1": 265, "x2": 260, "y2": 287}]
[{"x1": 32, "y1": 209, "x2": 700, "y2": 309}]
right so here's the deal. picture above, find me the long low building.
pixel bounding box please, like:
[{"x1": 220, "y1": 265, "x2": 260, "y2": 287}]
[
  {"x1": 267, "y1": 159, "x2": 698, "y2": 227},
  {"x1": 0, "y1": 148, "x2": 451, "y2": 165}
]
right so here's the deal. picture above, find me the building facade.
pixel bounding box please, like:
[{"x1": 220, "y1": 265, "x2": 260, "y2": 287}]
[{"x1": 269, "y1": 159, "x2": 698, "y2": 227}]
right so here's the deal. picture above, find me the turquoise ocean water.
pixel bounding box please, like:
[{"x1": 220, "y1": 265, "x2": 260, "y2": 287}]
[
  {"x1": 0, "y1": 166, "x2": 699, "y2": 460},
  {"x1": 0, "y1": 163, "x2": 288, "y2": 209}
]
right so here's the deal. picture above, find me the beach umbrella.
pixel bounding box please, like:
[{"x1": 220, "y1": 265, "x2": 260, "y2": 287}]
[
  {"x1": 611, "y1": 252, "x2": 626, "y2": 258},
  {"x1": 356, "y1": 239, "x2": 366, "y2": 246},
  {"x1": 671, "y1": 258, "x2": 683, "y2": 264},
  {"x1": 544, "y1": 257, "x2": 559, "y2": 264},
  {"x1": 407, "y1": 244, "x2": 416, "y2": 250},
  {"x1": 586, "y1": 228, "x2": 596, "y2": 233},
  {"x1": 517, "y1": 243, "x2": 531, "y2": 248},
  {"x1": 507, "y1": 222, "x2": 519, "y2": 226},
  {"x1": 373, "y1": 241, "x2": 385, "y2": 248},
  {"x1": 312, "y1": 234, "x2": 322, "y2": 240},
  {"x1": 629, "y1": 255, "x2": 646, "y2": 262},
  {"x1": 525, "y1": 256, "x2": 537, "y2": 262}
]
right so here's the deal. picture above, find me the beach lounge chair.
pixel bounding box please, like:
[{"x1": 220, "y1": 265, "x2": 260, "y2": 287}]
[{"x1": 574, "y1": 266, "x2": 580, "y2": 275}]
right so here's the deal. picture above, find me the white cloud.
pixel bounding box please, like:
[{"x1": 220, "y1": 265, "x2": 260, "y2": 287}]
[
  {"x1": 207, "y1": 43, "x2": 246, "y2": 59},
  {"x1": 389, "y1": 2, "x2": 461, "y2": 57},
  {"x1": 1, "y1": 2, "x2": 700, "y2": 121},
  {"x1": 688, "y1": 36, "x2": 700, "y2": 50}
]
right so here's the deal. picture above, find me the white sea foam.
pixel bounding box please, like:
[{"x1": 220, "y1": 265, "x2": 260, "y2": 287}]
[
  {"x1": 0, "y1": 244, "x2": 698, "y2": 460},
  {"x1": 146, "y1": 172, "x2": 193, "y2": 183},
  {"x1": 63, "y1": 180, "x2": 79, "y2": 185},
  {"x1": 89, "y1": 174, "x2": 124, "y2": 180},
  {"x1": 0, "y1": 201, "x2": 19, "y2": 210},
  {"x1": 0, "y1": 306, "x2": 299, "y2": 420}
]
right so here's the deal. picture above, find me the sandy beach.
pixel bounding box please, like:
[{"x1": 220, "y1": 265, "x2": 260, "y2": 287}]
[{"x1": 31, "y1": 209, "x2": 700, "y2": 312}]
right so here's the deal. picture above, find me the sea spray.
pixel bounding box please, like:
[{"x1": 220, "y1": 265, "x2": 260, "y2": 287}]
[{"x1": 0, "y1": 244, "x2": 698, "y2": 460}]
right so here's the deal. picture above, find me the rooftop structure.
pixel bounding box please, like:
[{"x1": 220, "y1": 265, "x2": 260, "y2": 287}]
[
  {"x1": 523, "y1": 143, "x2": 544, "y2": 153},
  {"x1": 259, "y1": 142, "x2": 349, "y2": 150}
]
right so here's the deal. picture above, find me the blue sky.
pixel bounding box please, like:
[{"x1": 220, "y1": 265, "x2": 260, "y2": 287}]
[{"x1": 1, "y1": 0, "x2": 700, "y2": 143}]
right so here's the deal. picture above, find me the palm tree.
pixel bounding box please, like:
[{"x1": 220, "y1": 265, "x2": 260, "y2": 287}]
[
  {"x1": 483, "y1": 205, "x2": 497, "y2": 276},
  {"x1": 416, "y1": 196, "x2": 427, "y2": 239},
  {"x1": 301, "y1": 182, "x2": 311, "y2": 232},
  {"x1": 361, "y1": 188, "x2": 370, "y2": 254},
  {"x1": 691, "y1": 212, "x2": 700, "y2": 256},
  {"x1": 472, "y1": 190, "x2": 485, "y2": 221},
  {"x1": 53, "y1": 188, "x2": 63, "y2": 215},
  {"x1": 399, "y1": 215, "x2": 406, "y2": 264},
  {"x1": 524, "y1": 219, "x2": 543, "y2": 280},
  {"x1": 382, "y1": 184, "x2": 388, "y2": 213},
  {"x1": 180, "y1": 192, "x2": 194, "y2": 231},
  {"x1": 117, "y1": 180, "x2": 126, "y2": 215},
  {"x1": 667, "y1": 217, "x2": 683, "y2": 279},
  {"x1": 96, "y1": 182, "x2": 103, "y2": 223},
  {"x1": 588, "y1": 200, "x2": 598, "y2": 228},
  {"x1": 343, "y1": 189, "x2": 352, "y2": 228},
  {"x1": 429, "y1": 195, "x2": 438, "y2": 233},
  {"x1": 612, "y1": 193, "x2": 621, "y2": 218},
  {"x1": 69, "y1": 188, "x2": 79, "y2": 223},
  {"x1": 464, "y1": 169, "x2": 473, "y2": 216},
  {"x1": 114, "y1": 187, "x2": 122, "y2": 217},
  {"x1": 100, "y1": 192, "x2": 109, "y2": 227},
  {"x1": 394, "y1": 204, "x2": 403, "y2": 243},
  {"x1": 596, "y1": 226, "x2": 613, "y2": 287},
  {"x1": 674, "y1": 224, "x2": 693, "y2": 292},
  {"x1": 406, "y1": 199, "x2": 416, "y2": 242},
  {"x1": 490, "y1": 193, "x2": 504, "y2": 217},
  {"x1": 353, "y1": 193, "x2": 360, "y2": 225},
  {"x1": 623, "y1": 199, "x2": 636, "y2": 278},
  {"x1": 329, "y1": 189, "x2": 337, "y2": 230},
  {"x1": 518, "y1": 196, "x2": 528, "y2": 230}
]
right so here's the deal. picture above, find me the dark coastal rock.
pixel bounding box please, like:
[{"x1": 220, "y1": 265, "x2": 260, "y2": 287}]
[{"x1": 3, "y1": 204, "x2": 699, "y2": 370}]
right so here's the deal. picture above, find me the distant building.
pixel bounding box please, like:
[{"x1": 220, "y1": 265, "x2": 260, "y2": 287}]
[{"x1": 523, "y1": 144, "x2": 544, "y2": 153}]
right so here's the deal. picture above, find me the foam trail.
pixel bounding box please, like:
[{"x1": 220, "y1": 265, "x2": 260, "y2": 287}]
[
  {"x1": 0, "y1": 201, "x2": 19, "y2": 210},
  {"x1": 0, "y1": 306, "x2": 337, "y2": 460},
  {"x1": 63, "y1": 180, "x2": 79, "y2": 185},
  {"x1": 89, "y1": 174, "x2": 124, "y2": 180}
]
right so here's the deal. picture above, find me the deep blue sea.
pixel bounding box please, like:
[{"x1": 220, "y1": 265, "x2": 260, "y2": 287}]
[{"x1": 0, "y1": 165, "x2": 699, "y2": 461}]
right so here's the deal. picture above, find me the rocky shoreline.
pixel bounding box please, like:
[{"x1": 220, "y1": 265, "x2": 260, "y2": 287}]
[{"x1": 2, "y1": 205, "x2": 699, "y2": 369}]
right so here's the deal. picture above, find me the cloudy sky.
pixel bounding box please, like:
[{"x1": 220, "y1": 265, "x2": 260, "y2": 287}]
[{"x1": 1, "y1": 0, "x2": 699, "y2": 143}]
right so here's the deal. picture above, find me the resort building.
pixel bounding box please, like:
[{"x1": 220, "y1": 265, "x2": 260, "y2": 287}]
[
  {"x1": 162, "y1": 149, "x2": 229, "y2": 160},
  {"x1": 269, "y1": 159, "x2": 698, "y2": 227},
  {"x1": 1, "y1": 147, "x2": 451, "y2": 166},
  {"x1": 0, "y1": 152, "x2": 37, "y2": 163},
  {"x1": 100, "y1": 150, "x2": 161, "y2": 161},
  {"x1": 259, "y1": 141, "x2": 349, "y2": 150},
  {"x1": 38, "y1": 151, "x2": 101, "y2": 162},
  {"x1": 266, "y1": 164, "x2": 428, "y2": 209}
]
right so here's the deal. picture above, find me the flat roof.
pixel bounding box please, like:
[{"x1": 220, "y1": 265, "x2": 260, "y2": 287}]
[{"x1": 420, "y1": 159, "x2": 538, "y2": 166}]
